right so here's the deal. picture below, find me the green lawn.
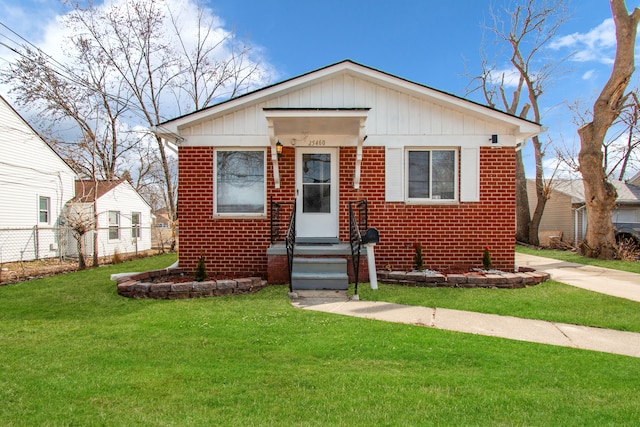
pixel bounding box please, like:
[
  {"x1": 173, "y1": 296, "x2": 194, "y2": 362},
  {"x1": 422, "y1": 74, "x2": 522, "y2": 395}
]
[
  {"x1": 2, "y1": 254, "x2": 640, "y2": 426},
  {"x1": 516, "y1": 244, "x2": 640, "y2": 274}
]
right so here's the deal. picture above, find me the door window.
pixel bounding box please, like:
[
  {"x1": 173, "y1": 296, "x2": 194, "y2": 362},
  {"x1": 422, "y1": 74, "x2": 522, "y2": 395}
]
[{"x1": 302, "y1": 153, "x2": 331, "y2": 213}]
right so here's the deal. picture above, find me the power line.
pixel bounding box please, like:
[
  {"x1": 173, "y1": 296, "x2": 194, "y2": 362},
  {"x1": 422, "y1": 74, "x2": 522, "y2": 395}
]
[{"x1": 0, "y1": 20, "x2": 176, "y2": 136}]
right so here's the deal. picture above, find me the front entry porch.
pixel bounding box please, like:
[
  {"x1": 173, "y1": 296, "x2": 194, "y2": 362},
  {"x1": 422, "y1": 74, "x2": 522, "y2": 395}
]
[
  {"x1": 266, "y1": 242, "x2": 368, "y2": 289},
  {"x1": 268, "y1": 198, "x2": 372, "y2": 290}
]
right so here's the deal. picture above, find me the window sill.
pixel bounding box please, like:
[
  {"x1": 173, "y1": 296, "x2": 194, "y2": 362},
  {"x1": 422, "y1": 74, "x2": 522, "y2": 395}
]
[
  {"x1": 213, "y1": 213, "x2": 267, "y2": 219},
  {"x1": 405, "y1": 200, "x2": 460, "y2": 206}
]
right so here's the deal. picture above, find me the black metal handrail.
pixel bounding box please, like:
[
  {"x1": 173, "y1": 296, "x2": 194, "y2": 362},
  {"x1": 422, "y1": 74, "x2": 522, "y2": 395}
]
[
  {"x1": 349, "y1": 199, "x2": 368, "y2": 295},
  {"x1": 270, "y1": 197, "x2": 294, "y2": 243},
  {"x1": 285, "y1": 199, "x2": 296, "y2": 292}
]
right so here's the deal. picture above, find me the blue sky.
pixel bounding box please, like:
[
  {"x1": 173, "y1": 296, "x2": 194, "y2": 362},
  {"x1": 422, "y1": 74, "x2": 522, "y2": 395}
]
[{"x1": 1, "y1": 0, "x2": 640, "y2": 178}]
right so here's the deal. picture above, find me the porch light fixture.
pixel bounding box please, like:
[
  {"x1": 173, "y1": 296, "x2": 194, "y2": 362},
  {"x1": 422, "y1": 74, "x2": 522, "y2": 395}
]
[{"x1": 276, "y1": 141, "x2": 283, "y2": 159}]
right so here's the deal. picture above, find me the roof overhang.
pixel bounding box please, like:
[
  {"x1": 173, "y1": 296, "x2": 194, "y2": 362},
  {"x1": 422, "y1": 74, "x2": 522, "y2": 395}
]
[
  {"x1": 264, "y1": 108, "x2": 370, "y2": 189},
  {"x1": 264, "y1": 108, "x2": 369, "y2": 140}
]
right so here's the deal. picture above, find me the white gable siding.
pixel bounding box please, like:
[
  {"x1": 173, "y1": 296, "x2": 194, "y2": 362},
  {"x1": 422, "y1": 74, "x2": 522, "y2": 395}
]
[
  {"x1": 0, "y1": 97, "x2": 76, "y2": 262},
  {"x1": 179, "y1": 74, "x2": 511, "y2": 142},
  {"x1": 94, "y1": 182, "x2": 152, "y2": 257},
  {"x1": 166, "y1": 64, "x2": 536, "y2": 207}
]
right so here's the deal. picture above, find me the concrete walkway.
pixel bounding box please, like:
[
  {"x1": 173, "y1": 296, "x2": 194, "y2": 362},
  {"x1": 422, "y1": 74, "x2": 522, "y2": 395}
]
[{"x1": 291, "y1": 254, "x2": 640, "y2": 358}]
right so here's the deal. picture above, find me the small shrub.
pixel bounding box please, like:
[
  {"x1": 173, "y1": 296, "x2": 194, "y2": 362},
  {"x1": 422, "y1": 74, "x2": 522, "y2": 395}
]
[
  {"x1": 194, "y1": 254, "x2": 207, "y2": 282},
  {"x1": 414, "y1": 243, "x2": 424, "y2": 271},
  {"x1": 482, "y1": 246, "x2": 492, "y2": 270}
]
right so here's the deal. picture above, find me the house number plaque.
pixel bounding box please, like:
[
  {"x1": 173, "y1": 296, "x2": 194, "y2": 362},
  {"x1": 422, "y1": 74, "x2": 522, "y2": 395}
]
[{"x1": 307, "y1": 139, "x2": 326, "y2": 146}]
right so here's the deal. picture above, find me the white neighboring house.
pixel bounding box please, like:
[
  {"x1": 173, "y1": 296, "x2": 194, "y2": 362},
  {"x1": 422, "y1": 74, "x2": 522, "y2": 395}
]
[
  {"x1": 72, "y1": 180, "x2": 153, "y2": 258},
  {"x1": 0, "y1": 95, "x2": 77, "y2": 263}
]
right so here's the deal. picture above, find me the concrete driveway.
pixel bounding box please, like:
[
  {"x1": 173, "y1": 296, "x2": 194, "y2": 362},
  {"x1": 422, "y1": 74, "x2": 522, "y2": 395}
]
[{"x1": 515, "y1": 252, "x2": 640, "y2": 302}]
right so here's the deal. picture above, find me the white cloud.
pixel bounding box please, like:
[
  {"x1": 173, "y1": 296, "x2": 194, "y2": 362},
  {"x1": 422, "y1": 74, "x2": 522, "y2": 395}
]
[
  {"x1": 542, "y1": 156, "x2": 581, "y2": 180},
  {"x1": 2, "y1": 0, "x2": 274, "y2": 113},
  {"x1": 549, "y1": 18, "x2": 617, "y2": 64},
  {"x1": 488, "y1": 67, "x2": 521, "y2": 88},
  {"x1": 582, "y1": 69, "x2": 596, "y2": 80}
]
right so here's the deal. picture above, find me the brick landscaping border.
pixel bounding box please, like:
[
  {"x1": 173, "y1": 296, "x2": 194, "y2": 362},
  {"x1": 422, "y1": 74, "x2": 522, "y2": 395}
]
[
  {"x1": 115, "y1": 267, "x2": 267, "y2": 299},
  {"x1": 115, "y1": 266, "x2": 549, "y2": 299},
  {"x1": 376, "y1": 268, "x2": 550, "y2": 289}
]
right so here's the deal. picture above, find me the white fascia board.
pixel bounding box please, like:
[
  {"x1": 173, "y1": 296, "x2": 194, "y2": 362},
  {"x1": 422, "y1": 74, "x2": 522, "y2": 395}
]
[
  {"x1": 181, "y1": 135, "x2": 270, "y2": 147},
  {"x1": 262, "y1": 109, "x2": 369, "y2": 119},
  {"x1": 363, "y1": 134, "x2": 519, "y2": 148}
]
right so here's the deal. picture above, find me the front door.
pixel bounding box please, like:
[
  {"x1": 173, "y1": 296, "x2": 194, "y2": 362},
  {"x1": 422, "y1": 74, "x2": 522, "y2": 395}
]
[{"x1": 295, "y1": 147, "x2": 339, "y2": 240}]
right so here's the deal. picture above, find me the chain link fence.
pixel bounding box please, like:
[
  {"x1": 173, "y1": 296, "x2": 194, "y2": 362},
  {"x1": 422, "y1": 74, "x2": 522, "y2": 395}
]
[{"x1": 0, "y1": 225, "x2": 178, "y2": 263}]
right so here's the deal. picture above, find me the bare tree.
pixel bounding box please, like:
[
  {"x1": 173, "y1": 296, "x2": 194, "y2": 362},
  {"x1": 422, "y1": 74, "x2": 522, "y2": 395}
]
[
  {"x1": 468, "y1": 0, "x2": 568, "y2": 245},
  {"x1": 62, "y1": 0, "x2": 265, "y2": 228},
  {"x1": 558, "y1": 92, "x2": 640, "y2": 182},
  {"x1": 62, "y1": 197, "x2": 96, "y2": 270},
  {"x1": 1, "y1": 43, "x2": 138, "y2": 183},
  {"x1": 577, "y1": 0, "x2": 640, "y2": 259},
  {"x1": 1, "y1": 0, "x2": 266, "y2": 252},
  {"x1": 611, "y1": 91, "x2": 640, "y2": 180}
]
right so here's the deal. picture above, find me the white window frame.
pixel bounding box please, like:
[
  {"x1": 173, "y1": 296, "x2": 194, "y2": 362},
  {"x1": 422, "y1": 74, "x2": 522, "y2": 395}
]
[
  {"x1": 405, "y1": 148, "x2": 458, "y2": 204},
  {"x1": 131, "y1": 211, "x2": 141, "y2": 239},
  {"x1": 38, "y1": 196, "x2": 51, "y2": 224},
  {"x1": 214, "y1": 148, "x2": 267, "y2": 217},
  {"x1": 108, "y1": 210, "x2": 121, "y2": 240}
]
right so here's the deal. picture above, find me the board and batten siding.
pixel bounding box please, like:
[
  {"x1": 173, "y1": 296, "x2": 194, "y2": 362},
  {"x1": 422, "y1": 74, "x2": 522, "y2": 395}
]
[
  {"x1": 179, "y1": 74, "x2": 512, "y2": 141},
  {"x1": 0, "y1": 97, "x2": 76, "y2": 262}
]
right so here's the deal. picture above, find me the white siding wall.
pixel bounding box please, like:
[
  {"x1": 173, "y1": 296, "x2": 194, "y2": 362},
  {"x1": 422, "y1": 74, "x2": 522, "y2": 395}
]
[
  {"x1": 0, "y1": 97, "x2": 76, "y2": 262},
  {"x1": 94, "y1": 181, "x2": 152, "y2": 257}
]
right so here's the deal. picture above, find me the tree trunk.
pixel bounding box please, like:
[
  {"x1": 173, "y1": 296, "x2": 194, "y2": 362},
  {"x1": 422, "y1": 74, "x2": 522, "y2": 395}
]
[
  {"x1": 578, "y1": 0, "x2": 640, "y2": 259},
  {"x1": 76, "y1": 233, "x2": 86, "y2": 270},
  {"x1": 578, "y1": 124, "x2": 619, "y2": 258},
  {"x1": 528, "y1": 135, "x2": 547, "y2": 246},
  {"x1": 515, "y1": 149, "x2": 530, "y2": 242}
]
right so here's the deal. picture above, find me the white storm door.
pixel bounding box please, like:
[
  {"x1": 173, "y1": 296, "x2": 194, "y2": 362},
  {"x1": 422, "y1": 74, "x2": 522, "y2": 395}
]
[{"x1": 296, "y1": 147, "x2": 339, "y2": 239}]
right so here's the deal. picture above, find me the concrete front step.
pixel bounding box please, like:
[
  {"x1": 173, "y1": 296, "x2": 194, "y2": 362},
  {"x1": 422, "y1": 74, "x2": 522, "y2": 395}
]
[
  {"x1": 292, "y1": 257, "x2": 347, "y2": 274},
  {"x1": 291, "y1": 272, "x2": 349, "y2": 290},
  {"x1": 291, "y1": 257, "x2": 349, "y2": 290}
]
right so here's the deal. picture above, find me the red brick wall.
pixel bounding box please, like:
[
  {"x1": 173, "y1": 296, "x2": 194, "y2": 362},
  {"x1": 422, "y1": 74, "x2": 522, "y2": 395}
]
[
  {"x1": 338, "y1": 146, "x2": 516, "y2": 272},
  {"x1": 178, "y1": 145, "x2": 516, "y2": 279}
]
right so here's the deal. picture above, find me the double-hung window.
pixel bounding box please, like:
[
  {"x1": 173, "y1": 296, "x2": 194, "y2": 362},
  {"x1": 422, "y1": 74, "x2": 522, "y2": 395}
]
[
  {"x1": 215, "y1": 150, "x2": 266, "y2": 215},
  {"x1": 131, "y1": 212, "x2": 141, "y2": 239},
  {"x1": 108, "y1": 210, "x2": 120, "y2": 240},
  {"x1": 406, "y1": 149, "x2": 457, "y2": 202},
  {"x1": 39, "y1": 196, "x2": 51, "y2": 224}
]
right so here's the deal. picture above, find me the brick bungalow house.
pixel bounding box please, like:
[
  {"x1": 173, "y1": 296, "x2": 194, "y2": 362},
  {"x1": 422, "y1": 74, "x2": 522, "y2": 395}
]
[{"x1": 156, "y1": 60, "x2": 541, "y2": 288}]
